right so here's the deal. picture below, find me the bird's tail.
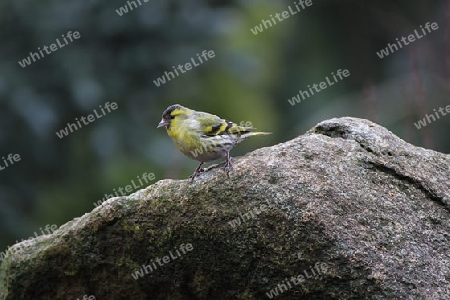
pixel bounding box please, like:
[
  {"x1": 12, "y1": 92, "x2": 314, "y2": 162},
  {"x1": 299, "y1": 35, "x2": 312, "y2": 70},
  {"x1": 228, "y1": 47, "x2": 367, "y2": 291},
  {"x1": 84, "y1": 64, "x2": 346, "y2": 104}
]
[
  {"x1": 227, "y1": 124, "x2": 271, "y2": 141},
  {"x1": 239, "y1": 131, "x2": 272, "y2": 140}
]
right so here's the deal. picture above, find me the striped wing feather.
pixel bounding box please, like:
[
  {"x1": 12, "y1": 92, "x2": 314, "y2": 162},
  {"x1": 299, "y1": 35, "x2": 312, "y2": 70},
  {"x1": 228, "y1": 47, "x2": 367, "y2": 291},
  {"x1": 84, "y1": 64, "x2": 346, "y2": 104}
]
[{"x1": 194, "y1": 111, "x2": 254, "y2": 137}]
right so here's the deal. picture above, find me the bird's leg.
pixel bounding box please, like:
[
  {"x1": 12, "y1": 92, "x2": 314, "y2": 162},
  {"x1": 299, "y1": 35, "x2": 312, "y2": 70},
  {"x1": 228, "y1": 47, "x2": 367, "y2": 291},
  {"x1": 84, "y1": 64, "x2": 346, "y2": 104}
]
[
  {"x1": 189, "y1": 162, "x2": 204, "y2": 180},
  {"x1": 224, "y1": 152, "x2": 232, "y2": 177}
]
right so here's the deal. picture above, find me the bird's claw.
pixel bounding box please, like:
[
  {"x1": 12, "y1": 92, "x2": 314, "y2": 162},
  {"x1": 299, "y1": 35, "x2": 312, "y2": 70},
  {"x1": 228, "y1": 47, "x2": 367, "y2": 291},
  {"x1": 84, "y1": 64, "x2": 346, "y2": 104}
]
[
  {"x1": 224, "y1": 158, "x2": 232, "y2": 177},
  {"x1": 189, "y1": 168, "x2": 204, "y2": 181}
]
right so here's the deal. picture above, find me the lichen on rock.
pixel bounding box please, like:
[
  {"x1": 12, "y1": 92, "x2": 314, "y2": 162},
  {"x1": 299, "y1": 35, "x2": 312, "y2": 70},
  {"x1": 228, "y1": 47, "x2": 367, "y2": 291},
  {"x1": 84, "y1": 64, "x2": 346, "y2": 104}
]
[{"x1": 1, "y1": 118, "x2": 449, "y2": 299}]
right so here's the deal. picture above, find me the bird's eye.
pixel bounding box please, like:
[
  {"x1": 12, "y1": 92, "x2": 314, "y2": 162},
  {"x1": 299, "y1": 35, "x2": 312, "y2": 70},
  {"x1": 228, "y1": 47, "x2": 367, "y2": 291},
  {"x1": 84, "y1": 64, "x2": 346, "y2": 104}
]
[{"x1": 170, "y1": 115, "x2": 175, "y2": 119}]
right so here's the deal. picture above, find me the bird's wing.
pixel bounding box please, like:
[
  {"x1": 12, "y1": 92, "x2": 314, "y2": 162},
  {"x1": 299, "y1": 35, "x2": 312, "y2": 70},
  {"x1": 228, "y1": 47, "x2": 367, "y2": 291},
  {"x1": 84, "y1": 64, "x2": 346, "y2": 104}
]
[{"x1": 194, "y1": 111, "x2": 254, "y2": 137}]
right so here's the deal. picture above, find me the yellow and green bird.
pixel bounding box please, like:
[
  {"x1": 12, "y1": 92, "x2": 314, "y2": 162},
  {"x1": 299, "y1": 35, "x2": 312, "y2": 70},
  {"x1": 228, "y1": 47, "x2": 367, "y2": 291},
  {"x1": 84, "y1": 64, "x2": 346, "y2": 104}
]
[{"x1": 157, "y1": 104, "x2": 271, "y2": 180}]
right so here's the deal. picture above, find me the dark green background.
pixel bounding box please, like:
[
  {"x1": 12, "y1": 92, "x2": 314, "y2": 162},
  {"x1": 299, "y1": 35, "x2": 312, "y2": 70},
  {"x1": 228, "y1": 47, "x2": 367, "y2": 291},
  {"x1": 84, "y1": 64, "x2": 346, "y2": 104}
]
[{"x1": 0, "y1": 0, "x2": 448, "y2": 263}]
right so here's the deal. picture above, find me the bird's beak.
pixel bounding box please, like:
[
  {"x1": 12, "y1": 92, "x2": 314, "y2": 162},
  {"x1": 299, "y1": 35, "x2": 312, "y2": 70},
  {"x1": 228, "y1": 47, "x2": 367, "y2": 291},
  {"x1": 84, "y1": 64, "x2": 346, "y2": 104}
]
[{"x1": 157, "y1": 119, "x2": 170, "y2": 128}]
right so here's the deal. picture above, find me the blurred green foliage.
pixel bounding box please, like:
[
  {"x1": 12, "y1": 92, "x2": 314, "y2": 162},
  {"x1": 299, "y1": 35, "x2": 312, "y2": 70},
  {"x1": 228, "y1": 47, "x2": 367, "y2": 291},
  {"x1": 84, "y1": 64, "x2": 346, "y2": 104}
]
[{"x1": 0, "y1": 0, "x2": 448, "y2": 266}]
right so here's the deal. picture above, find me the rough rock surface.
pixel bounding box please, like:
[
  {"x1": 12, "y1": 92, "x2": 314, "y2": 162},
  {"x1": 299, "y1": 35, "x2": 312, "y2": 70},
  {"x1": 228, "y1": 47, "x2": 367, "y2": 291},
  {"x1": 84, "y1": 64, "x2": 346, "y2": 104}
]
[{"x1": 1, "y1": 117, "x2": 449, "y2": 300}]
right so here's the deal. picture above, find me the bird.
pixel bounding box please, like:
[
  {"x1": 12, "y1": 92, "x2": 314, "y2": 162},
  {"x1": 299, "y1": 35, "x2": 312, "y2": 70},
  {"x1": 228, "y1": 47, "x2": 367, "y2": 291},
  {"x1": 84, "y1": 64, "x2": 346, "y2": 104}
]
[{"x1": 157, "y1": 104, "x2": 271, "y2": 180}]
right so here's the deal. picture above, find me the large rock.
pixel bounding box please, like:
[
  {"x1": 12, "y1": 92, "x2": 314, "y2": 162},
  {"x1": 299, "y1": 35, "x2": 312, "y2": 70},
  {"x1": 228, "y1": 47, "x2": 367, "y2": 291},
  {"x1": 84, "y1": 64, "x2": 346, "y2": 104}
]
[{"x1": 1, "y1": 117, "x2": 449, "y2": 300}]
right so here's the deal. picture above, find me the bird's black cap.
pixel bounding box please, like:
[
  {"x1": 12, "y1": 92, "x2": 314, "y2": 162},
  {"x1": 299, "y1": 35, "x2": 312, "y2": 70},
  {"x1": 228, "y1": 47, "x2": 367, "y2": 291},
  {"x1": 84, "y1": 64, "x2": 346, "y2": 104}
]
[{"x1": 162, "y1": 104, "x2": 182, "y2": 118}]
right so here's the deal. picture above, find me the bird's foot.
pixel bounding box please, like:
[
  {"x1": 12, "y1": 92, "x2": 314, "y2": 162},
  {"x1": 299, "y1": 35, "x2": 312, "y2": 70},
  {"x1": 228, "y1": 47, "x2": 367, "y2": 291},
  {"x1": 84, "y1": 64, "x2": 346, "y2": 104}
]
[
  {"x1": 189, "y1": 164, "x2": 204, "y2": 181},
  {"x1": 224, "y1": 157, "x2": 232, "y2": 177}
]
